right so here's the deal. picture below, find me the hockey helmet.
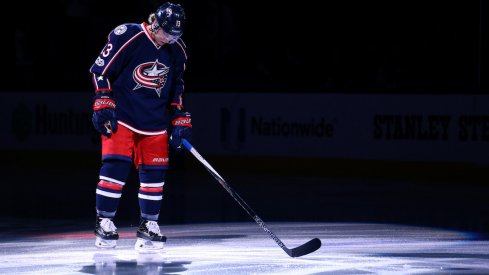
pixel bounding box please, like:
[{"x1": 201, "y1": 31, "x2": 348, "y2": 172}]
[{"x1": 155, "y1": 2, "x2": 186, "y2": 37}]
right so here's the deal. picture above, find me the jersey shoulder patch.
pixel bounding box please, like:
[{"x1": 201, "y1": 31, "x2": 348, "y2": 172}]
[
  {"x1": 109, "y1": 23, "x2": 143, "y2": 39},
  {"x1": 113, "y1": 24, "x2": 128, "y2": 35}
]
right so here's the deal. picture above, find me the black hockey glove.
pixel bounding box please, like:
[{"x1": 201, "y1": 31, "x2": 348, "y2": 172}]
[
  {"x1": 170, "y1": 111, "x2": 192, "y2": 150},
  {"x1": 92, "y1": 92, "x2": 118, "y2": 137}
]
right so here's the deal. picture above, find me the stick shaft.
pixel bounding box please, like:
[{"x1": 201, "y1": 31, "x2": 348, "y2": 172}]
[
  {"x1": 182, "y1": 139, "x2": 321, "y2": 257},
  {"x1": 182, "y1": 140, "x2": 289, "y2": 251}
]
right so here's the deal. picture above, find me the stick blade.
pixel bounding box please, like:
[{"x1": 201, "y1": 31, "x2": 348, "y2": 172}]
[{"x1": 288, "y1": 238, "x2": 322, "y2": 258}]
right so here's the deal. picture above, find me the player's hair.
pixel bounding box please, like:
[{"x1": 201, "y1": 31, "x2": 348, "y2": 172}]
[{"x1": 148, "y1": 13, "x2": 156, "y2": 24}]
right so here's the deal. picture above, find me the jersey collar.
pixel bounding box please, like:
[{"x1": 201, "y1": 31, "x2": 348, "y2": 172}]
[{"x1": 142, "y1": 22, "x2": 161, "y2": 49}]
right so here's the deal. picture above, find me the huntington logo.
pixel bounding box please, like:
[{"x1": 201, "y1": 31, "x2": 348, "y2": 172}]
[{"x1": 10, "y1": 103, "x2": 98, "y2": 143}]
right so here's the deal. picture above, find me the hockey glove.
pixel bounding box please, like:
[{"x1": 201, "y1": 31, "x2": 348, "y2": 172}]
[
  {"x1": 92, "y1": 92, "x2": 118, "y2": 137},
  {"x1": 170, "y1": 112, "x2": 192, "y2": 150}
]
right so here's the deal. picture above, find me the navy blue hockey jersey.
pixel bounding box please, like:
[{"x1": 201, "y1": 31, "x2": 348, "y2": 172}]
[{"x1": 89, "y1": 23, "x2": 187, "y2": 135}]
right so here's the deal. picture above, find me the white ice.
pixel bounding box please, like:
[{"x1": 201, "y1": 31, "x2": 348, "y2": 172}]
[{"x1": 0, "y1": 221, "x2": 488, "y2": 274}]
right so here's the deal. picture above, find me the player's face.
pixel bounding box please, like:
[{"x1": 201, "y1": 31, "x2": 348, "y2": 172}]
[
  {"x1": 160, "y1": 29, "x2": 181, "y2": 44},
  {"x1": 153, "y1": 24, "x2": 181, "y2": 45}
]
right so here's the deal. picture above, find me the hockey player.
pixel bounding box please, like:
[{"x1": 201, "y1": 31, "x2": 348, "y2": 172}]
[{"x1": 89, "y1": 2, "x2": 191, "y2": 251}]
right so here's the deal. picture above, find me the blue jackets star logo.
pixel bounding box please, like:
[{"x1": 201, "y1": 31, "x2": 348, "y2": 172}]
[{"x1": 132, "y1": 59, "x2": 169, "y2": 97}]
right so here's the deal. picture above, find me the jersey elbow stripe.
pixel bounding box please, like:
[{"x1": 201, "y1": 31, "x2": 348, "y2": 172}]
[{"x1": 92, "y1": 74, "x2": 112, "y2": 92}]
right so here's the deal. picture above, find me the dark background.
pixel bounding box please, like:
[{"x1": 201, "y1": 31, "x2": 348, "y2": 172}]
[
  {"x1": 1, "y1": 0, "x2": 488, "y2": 233},
  {"x1": 4, "y1": 0, "x2": 488, "y2": 93}
]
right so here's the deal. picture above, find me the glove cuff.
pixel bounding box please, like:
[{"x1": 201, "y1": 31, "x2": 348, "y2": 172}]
[
  {"x1": 171, "y1": 112, "x2": 192, "y2": 127},
  {"x1": 93, "y1": 95, "x2": 116, "y2": 111}
]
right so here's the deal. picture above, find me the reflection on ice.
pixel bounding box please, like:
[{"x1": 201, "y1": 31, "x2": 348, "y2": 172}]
[
  {"x1": 0, "y1": 221, "x2": 487, "y2": 275},
  {"x1": 88, "y1": 252, "x2": 191, "y2": 274}
]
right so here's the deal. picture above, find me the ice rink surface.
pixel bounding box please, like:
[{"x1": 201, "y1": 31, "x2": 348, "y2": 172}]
[{"x1": 1, "y1": 219, "x2": 489, "y2": 274}]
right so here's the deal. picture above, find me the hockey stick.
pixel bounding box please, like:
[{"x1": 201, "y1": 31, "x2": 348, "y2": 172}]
[{"x1": 182, "y1": 139, "x2": 321, "y2": 257}]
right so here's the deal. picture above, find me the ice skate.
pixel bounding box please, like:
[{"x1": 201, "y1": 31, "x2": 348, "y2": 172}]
[
  {"x1": 134, "y1": 220, "x2": 167, "y2": 252},
  {"x1": 94, "y1": 217, "x2": 119, "y2": 248}
]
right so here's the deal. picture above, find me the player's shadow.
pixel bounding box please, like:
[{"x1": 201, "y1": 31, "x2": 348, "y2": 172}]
[{"x1": 79, "y1": 252, "x2": 191, "y2": 274}]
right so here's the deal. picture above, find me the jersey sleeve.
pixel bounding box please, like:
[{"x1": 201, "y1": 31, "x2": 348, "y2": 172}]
[
  {"x1": 89, "y1": 24, "x2": 143, "y2": 93},
  {"x1": 170, "y1": 38, "x2": 188, "y2": 109}
]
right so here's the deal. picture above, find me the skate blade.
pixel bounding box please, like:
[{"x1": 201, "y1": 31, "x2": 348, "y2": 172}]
[
  {"x1": 134, "y1": 237, "x2": 165, "y2": 252},
  {"x1": 95, "y1": 237, "x2": 117, "y2": 248}
]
